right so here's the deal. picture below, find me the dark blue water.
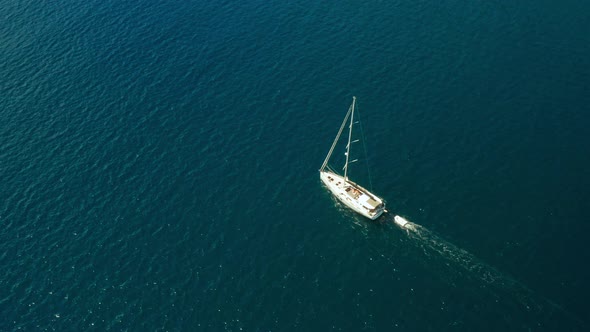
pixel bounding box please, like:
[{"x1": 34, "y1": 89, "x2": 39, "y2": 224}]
[{"x1": 1, "y1": 0, "x2": 589, "y2": 330}]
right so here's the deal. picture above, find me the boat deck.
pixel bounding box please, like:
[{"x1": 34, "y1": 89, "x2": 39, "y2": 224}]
[{"x1": 322, "y1": 171, "x2": 384, "y2": 218}]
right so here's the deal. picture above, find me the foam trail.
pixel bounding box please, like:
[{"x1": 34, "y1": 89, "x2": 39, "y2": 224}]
[
  {"x1": 404, "y1": 219, "x2": 518, "y2": 286},
  {"x1": 389, "y1": 214, "x2": 586, "y2": 329}
]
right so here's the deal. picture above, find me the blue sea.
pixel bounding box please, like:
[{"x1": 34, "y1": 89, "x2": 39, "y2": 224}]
[{"x1": 1, "y1": 0, "x2": 589, "y2": 330}]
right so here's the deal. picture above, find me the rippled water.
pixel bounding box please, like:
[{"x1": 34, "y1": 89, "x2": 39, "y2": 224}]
[{"x1": 1, "y1": 0, "x2": 589, "y2": 330}]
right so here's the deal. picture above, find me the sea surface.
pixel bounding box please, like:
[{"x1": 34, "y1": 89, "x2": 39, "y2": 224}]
[{"x1": 1, "y1": 0, "x2": 589, "y2": 331}]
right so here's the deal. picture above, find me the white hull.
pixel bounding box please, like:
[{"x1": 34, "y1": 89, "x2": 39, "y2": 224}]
[
  {"x1": 320, "y1": 170, "x2": 385, "y2": 220},
  {"x1": 393, "y1": 215, "x2": 409, "y2": 227}
]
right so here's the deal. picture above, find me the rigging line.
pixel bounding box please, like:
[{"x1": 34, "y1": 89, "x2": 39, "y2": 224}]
[
  {"x1": 320, "y1": 103, "x2": 352, "y2": 172},
  {"x1": 344, "y1": 97, "x2": 356, "y2": 180},
  {"x1": 356, "y1": 102, "x2": 375, "y2": 192}
]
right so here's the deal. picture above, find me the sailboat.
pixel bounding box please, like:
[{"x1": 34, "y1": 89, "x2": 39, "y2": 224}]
[{"x1": 320, "y1": 97, "x2": 386, "y2": 220}]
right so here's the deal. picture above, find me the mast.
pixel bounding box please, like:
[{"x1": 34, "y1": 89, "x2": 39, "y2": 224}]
[
  {"x1": 344, "y1": 96, "x2": 356, "y2": 181},
  {"x1": 320, "y1": 100, "x2": 352, "y2": 172}
]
